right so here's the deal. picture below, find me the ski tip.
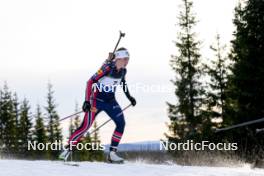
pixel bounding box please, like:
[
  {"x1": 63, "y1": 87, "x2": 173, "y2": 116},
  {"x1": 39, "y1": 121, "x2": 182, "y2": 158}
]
[
  {"x1": 106, "y1": 160, "x2": 125, "y2": 164},
  {"x1": 64, "y1": 162, "x2": 80, "y2": 167},
  {"x1": 214, "y1": 128, "x2": 221, "y2": 133}
]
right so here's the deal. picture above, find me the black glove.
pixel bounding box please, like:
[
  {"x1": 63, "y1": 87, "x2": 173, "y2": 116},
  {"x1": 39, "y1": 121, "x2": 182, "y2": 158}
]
[
  {"x1": 128, "y1": 96, "x2": 136, "y2": 106},
  {"x1": 82, "y1": 101, "x2": 91, "y2": 112},
  {"x1": 108, "y1": 52, "x2": 115, "y2": 60}
]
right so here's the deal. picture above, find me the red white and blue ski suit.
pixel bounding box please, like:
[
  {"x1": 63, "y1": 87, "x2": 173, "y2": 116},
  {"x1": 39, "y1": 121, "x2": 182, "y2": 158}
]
[{"x1": 68, "y1": 62, "x2": 134, "y2": 150}]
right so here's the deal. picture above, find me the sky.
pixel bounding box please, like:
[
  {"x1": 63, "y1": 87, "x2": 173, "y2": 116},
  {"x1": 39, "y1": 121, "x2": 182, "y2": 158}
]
[{"x1": 0, "y1": 0, "x2": 239, "y2": 144}]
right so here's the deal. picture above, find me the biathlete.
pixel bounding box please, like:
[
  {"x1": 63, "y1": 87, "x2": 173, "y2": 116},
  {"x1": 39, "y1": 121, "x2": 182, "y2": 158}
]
[{"x1": 59, "y1": 47, "x2": 136, "y2": 163}]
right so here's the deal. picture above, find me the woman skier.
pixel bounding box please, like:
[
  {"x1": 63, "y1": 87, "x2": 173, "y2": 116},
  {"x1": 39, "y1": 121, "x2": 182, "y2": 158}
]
[{"x1": 59, "y1": 47, "x2": 136, "y2": 163}]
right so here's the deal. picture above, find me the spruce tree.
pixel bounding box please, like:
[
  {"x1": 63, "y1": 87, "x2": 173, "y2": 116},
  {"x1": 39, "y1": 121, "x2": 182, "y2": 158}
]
[
  {"x1": 92, "y1": 120, "x2": 100, "y2": 144},
  {"x1": 18, "y1": 98, "x2": 33, "y2": 155},
  {"x1": 68, "y1": 117, "x2": 74, "y2": 138},
  {"x1": 90, "y1": 119, "x2": 104, "y2": 161},
  {"x1": 45, "y1": 83, "x2": 62, "y2": 143},
  {"x1": 73, "y1": 103, "x2": 81, "y2": 131},
  {"x1": 73, "y1": 135, "x2": 92, "y2": 161},
  {"x1": 44, "y1": 83, "x2": 62, "y2": 158},
  {"x1": 12, "y1": 93, "x2": 20, "y2": 152},
  {"x1": 229, "y1": 0, "x2": 264, "y2": 160},
  {"x1": 0, "y1": 88, "x2": 3, "y2": 149},
  {"x1": 33, "y1": 104, "x2": 47, "y2": 158},
  {"x1": 231, "y1": 0, "x2": 264, "y2": 123},
  {"x1": 167, "y1": 0, "x2": 203, "y2": 141},
  {"x1": 69, "y1": 102, "x2": 80, "y2": 137},
  {"x1": 1, "y1": 83, "x2": 17, "y2": 155},
  {"x1": 203, "y1": 34, "x2": 231, "y2": 131}
]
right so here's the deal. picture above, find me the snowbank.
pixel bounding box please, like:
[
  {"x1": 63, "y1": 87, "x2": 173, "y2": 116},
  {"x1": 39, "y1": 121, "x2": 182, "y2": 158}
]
[{"x1": 0, "y1": 159, "x2": 263, "y2": 176}]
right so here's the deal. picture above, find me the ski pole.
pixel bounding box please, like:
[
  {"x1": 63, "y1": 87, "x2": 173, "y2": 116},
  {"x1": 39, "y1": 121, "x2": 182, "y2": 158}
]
[
  {"x1": 59, "y1": 111, "x2": 83, "y2": 122},
  {"x1": 36, "y1": 110, "x2": 83, "y2": 131},
  {"x1": 85, "y1": 104, "x2": 132, "y2": 137},
  {"x1": 64, "y1": 104, "x2": 132, "y2": 162},
  {"x1": 215, "y1": 117, "x2": 264, "y2": 133},
  {"x1": 107, "y1": 30, "x2": 126, "y2": 62}
]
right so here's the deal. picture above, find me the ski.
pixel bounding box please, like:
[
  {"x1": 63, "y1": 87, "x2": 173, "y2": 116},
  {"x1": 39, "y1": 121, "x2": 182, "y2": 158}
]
[
  {"x1": 107, "y1": 160, "x2": 125, "y2": 164},
  {"x1": 59, "y1": 150, "x2": 80, "y2": 166},
  {"x1": 63, "y1": 162, "x2": 79, "y2": 167}
]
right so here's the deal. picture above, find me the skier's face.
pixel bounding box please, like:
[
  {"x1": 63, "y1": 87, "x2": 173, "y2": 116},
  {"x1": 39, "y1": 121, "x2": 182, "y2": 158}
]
[{"x1": 115, "y1": 58, "x2": 129, "y2": 69}]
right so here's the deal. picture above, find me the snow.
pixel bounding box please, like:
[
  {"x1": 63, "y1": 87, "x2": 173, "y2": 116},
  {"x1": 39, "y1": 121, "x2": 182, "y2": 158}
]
[
  {"x1": 104, "y1": 140, "x2": 162, "y2": 151},
  {"x1": 0, "y1": 159, "x2": 263, "y2": 176}
]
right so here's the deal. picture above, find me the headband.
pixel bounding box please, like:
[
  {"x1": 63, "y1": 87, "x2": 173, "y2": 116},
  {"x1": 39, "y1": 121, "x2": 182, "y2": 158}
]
[{"x1": 114, "y1": 50, "x2": 130, "y2": 59}]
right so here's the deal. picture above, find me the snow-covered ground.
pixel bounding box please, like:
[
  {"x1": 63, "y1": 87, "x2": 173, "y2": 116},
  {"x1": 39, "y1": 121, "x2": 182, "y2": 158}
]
[{"x1": 0, "y1": 159, "x2": 263, "y2": 176}]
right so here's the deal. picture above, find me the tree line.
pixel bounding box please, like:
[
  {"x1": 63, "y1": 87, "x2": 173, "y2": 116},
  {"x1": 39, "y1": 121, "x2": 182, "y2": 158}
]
[
  {"x1": 167, "y1": 0, "x2": 264, "y2": 163},
  {"x1": 0, "y1": 82, "x2": 103, "y2": 161}
]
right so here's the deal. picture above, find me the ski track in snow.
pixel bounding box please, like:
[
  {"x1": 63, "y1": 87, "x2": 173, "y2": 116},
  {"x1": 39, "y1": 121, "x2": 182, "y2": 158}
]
[{"x1": 0, "y1": 159, "x2": 263, "y2": 176}]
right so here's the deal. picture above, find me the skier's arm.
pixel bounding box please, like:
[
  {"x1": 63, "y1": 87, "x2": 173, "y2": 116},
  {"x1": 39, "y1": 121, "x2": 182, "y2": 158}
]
[
  {"x1": 85, "y1": 64, "x2": 111, "y2": 101},
  {"x1": 121, "y1": 77, "x2": 131, "y2": 98},
  {"x1": 121, "y1": 77, "x2": 136, "y2": 106}
]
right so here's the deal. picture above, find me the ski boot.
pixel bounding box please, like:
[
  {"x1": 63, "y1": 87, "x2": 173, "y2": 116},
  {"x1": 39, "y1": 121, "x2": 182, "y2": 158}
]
[
  {"x1": 59, "y1": 148, "x2": 71, "y2": 161},
  {"x1": 107, "y1": 148, "x2": 124, "y2": 164}
]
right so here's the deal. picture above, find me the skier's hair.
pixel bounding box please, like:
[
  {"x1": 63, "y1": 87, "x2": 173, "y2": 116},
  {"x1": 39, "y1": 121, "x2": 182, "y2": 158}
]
[{"x1": 117, "y1": 47, "x2": 127, "y2": 51}]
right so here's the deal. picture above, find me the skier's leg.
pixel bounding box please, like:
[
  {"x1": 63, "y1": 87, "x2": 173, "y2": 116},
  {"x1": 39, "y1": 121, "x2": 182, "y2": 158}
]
[
  {"x1": 104, "y1": 101, "x2": 126, "y2": 162},
  {"x1": 68, "y1": 111, "x2": 94, "y2": 146},
  {"x1": 107, "y1": 102, "x2": 125, "y2": 150},
  {"x1": 59, "y1": 92, "x2": 99, "y2": 161},
  {"x1": 68, "y1": 92, "x2": 99, "y2": 146}
]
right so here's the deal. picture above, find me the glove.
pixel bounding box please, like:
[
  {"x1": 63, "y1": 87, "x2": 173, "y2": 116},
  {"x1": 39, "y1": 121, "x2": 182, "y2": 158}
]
[
  {"x1": 82, "y1": 101, "x2": 91, "y2": 112},
  {"x1": 128, "y1": 96, "x2": 136, "y2": 106},
  {"x1": 108, "y1": 52, "x2": 115, "y2": 60}
]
